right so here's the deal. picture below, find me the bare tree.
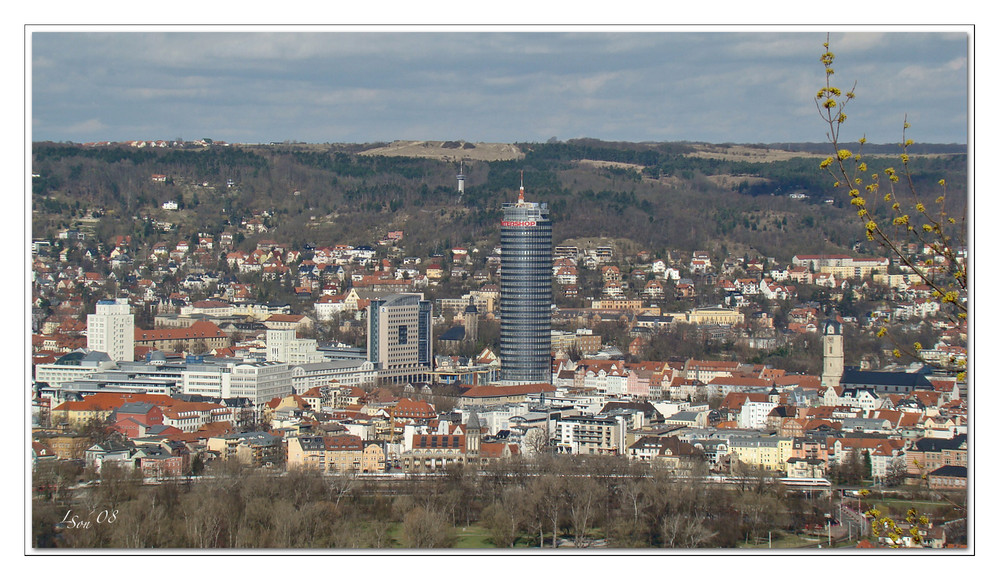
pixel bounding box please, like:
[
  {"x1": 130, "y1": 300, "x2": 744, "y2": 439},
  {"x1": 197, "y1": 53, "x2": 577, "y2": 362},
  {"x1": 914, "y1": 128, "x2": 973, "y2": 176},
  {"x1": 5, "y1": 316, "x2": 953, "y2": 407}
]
[
  {"x1": 521, "y1": 427, "x2": 550, "y2": 457},
  {"x1": 399, "y1": 506, "x2": 456, "y2": 548},
  {"x1": 564, "y1": 476, "x2": 604, "y2": 548},
  {"x1": 182, "y1": 492, "x2": 227, "y2": 548},
  {"x1": 735, "y1": 490, "x2": 787, "y2": 546},
  {"x1": 533, "y1": 474, "x2": 567, "y2": 548},
  {"x1": 480, "y1": 500, "x2": 520, "y2": 548}
]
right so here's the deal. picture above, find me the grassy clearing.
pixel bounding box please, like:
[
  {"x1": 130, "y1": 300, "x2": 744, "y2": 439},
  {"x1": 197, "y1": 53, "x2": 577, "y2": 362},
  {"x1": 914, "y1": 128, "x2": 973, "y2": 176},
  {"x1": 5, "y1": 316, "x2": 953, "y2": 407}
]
[
  {"x1": 453, "y1": 526, "x2": 495, "y2": 549},
  {"x1": 452, "y1": 526, "x2": 544, "y2": 549}
]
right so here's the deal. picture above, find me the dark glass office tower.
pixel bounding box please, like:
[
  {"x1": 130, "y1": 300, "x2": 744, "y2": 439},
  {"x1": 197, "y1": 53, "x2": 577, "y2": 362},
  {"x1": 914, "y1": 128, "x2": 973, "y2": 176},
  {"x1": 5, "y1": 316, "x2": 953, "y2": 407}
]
[{"x1": 499, "y1": 179, "x2": 552, "y2": 384}]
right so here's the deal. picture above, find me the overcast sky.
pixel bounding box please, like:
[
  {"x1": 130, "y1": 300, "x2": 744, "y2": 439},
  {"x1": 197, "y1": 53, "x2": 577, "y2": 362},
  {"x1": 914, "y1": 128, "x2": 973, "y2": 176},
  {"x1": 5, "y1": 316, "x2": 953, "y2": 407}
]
[{"x1": 29, "y1": 27, "x2": 970, "y2": 145}]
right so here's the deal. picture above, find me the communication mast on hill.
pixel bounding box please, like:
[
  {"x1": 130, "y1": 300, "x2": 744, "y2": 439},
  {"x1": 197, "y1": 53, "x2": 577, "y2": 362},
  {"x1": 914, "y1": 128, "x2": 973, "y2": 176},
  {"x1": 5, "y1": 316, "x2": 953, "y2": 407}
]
[{"x1": 456, "y1": 160, "x2": 466, "y2": 194}]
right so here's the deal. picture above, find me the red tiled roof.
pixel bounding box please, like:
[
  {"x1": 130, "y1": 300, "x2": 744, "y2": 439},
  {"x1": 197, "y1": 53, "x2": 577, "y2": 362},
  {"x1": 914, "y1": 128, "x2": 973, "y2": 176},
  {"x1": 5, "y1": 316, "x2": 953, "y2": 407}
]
[
  {"x1": 720, "y1": 392, "x2": 770, "y2": 409},
  {"x1": 774, "y1": 375, "x2": 822, "y2": 389},
  {"x1": 323, "y1": 434, "x2": 363, "y2": 450},
  {"x1": 393, "y1": 398, "x2": 436, "y2": 417},
  {"x1": 803, "y1": 419, "x2": 841, "y2": 431},
  {"x1": 480, "y1": 441, "x2": 519, "y2": 459},
  {"x1": 709, "y1": 376, "x2": 774, "y2": 388},
  {"x1": 265, "y1": 314, "x2": 306, "y2": 323},
  {"x1": 459, "y1": 383, "x2": 556, "y2": 399},
  {"x1": 411, "y1": 433, "x2": 466, "y2": 451},
  {"x1": 135, "y1": 320, "x2": 227, "y2": 341},
  {"x1": 54, "y1": 393, "x2": 176, "y2": 412}
]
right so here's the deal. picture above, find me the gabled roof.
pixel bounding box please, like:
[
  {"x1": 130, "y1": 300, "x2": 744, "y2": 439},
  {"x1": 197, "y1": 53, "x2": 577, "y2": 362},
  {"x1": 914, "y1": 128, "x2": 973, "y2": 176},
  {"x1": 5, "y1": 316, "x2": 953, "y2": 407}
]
[
  {"x1": 145, "y1": 424, "x2": 183, "y2": 436},
  {"x1": 265, "y1": 313, "x2": 307, "y2": 323},
  {"x1": 829, "y1": 436, "x2": 904, "y2": 452},
  {"x1": 480, "y1": 441, "x2": 518, "y2": 459},
  {"x1": 266, "y1": 394, "x2": 311, "y2": 411},
  {"x1": 32, "y1": 441, "x2": 56, "y2": 457},
  {"x1": 411, "y1": 433, "x2": 465, "y2": 451},
  {"x1": 116, "y1": 401, "x2": 159, "y2": 415},
  {"x1": 708, "y1": 376, "x2": 774, "y2": 388},
  {"x1": 928, "y1": 465, "x2": 967, "y2": 477},
  {"x1": 840, "y1": 369, "x2": 934, "y2": 388},
  {"x1": 911, "y1": 434, "x2": 967, "y2": 452},
  {"x1": 719, "y1": 392, "x2": 769, "y2": 410}
]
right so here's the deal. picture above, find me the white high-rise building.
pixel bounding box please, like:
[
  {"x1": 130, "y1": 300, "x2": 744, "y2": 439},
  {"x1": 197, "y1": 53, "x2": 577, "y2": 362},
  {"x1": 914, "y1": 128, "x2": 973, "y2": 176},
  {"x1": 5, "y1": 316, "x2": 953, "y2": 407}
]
[{"x1": 87, "y1": 298, "x2": 134, "y2": 362}]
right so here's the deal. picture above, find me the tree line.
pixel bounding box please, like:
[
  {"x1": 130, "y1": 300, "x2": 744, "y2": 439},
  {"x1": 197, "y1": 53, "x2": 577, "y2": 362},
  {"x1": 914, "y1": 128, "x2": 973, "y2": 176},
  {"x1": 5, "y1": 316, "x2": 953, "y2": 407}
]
[{"x1": 33, "y1": 455, "x2": 838, "y2": 550}]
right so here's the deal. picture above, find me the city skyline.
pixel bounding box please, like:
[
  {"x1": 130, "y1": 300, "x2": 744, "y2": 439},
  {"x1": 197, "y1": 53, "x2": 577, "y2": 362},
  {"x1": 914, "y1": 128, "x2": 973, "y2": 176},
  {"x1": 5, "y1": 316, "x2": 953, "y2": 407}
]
[{"x1": 30, "y1": 27, "x2": 970, "y2": 146}]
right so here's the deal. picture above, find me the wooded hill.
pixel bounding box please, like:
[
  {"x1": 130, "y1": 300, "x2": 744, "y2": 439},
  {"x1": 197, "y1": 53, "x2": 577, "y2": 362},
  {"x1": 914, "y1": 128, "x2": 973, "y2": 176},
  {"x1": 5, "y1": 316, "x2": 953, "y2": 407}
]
[{"x1": 31, "y1": 138, "x2": 967, "y2": 263}]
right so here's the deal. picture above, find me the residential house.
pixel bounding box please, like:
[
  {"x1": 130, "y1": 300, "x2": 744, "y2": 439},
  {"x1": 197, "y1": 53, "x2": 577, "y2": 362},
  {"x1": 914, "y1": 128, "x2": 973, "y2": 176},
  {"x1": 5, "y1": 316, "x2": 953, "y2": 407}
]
[
  {"x1": 206, "y1": 431, "x2": 283, "y2": 467},
  {"x1": 287, "y1": 434, "x2": 384, "y2": 473}
]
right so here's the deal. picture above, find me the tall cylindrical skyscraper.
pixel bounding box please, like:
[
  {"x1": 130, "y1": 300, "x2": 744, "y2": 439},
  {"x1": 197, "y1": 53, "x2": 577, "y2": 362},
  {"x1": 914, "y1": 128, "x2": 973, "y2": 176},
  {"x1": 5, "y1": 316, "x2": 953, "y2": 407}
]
[{"x1": 499, "y1": 176, "x2": 552, "y2": 384}]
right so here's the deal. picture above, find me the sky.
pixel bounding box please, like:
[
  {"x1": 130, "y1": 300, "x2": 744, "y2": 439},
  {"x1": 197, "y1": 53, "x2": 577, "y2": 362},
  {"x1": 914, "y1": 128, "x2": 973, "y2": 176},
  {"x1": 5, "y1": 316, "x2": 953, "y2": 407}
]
[{"x1": 29, "y1": 27, "x2": 971, "y2": 146}]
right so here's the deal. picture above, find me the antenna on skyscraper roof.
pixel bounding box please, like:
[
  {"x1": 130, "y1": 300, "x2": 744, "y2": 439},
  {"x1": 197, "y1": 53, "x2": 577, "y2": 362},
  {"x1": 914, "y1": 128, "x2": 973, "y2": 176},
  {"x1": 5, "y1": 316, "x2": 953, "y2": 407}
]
[{"x1": 517, "y1": 170, "x2": 525, "y2": 203}]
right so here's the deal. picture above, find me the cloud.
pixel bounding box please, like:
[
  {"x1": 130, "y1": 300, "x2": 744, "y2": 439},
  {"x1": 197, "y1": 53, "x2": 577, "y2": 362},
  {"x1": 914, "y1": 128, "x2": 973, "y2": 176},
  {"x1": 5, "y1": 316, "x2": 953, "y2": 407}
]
[
  {"x1": 29, "y1": 29, "x2": 970, "y2": 144},
  {"x1": 62, "y1": 118, "x2": 108, "y2": 135}
]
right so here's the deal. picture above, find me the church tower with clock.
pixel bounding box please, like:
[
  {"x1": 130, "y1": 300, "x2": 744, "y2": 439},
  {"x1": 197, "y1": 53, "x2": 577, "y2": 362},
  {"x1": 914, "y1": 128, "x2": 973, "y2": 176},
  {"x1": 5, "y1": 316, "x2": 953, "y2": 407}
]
[{"x1": 821, "y1": 317, "x2": 844, "y2": 387}]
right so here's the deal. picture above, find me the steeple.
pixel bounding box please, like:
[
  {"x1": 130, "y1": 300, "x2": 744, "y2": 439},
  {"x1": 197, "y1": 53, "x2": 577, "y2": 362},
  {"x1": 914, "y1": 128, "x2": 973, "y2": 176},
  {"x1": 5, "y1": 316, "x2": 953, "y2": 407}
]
[
  {"x1": 467, "y1": 410, "x2": 481, "y2": 430},
  {"x1": 463, "y1": 295, "x2": 479, "y2": 343},
  {"x1": 466, "y1": 410, "x2": 481, "y2": 455},
  {"x1": 821, "y1": 313, "x2": 844, "y2": 388}
]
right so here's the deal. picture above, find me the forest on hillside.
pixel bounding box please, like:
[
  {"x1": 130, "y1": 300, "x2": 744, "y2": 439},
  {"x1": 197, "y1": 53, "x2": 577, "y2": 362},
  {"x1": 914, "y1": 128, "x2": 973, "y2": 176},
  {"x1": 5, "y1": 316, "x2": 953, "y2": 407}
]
[{"x1": 31, "y1": 139, "x2": 967, "y2": 264}]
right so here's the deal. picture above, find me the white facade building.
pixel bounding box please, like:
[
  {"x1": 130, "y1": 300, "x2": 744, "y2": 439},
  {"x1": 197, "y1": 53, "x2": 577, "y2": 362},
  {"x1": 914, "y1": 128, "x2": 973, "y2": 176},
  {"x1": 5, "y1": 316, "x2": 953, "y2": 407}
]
[
  {"x1": 737, "y1": 400, "x2": 780, "y2": 430},
  {"x1": 87, "y1": 298, "x2": 134, "y2": 362},
  {"x1": 180, "y1": 361, "x2": 293, "y2": 406},
  {"x1": 34, "y1": 351, "x2": 117, "y2": 387},
  {"x1": 555, "y1": 414, "x2": 629, "y2": 455},
  {"x1": 230, "y1": 361, "x2": 293, "y2": 406},
  {"x1": 266, "y1": 329, "x2": 324, "y2": 365},
  {"x1": 288, "y1": 360, "x2": 377, "y2": 394},
  {"x1": 180, "y1": 364, "x2": 233, "y2": 400}
]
